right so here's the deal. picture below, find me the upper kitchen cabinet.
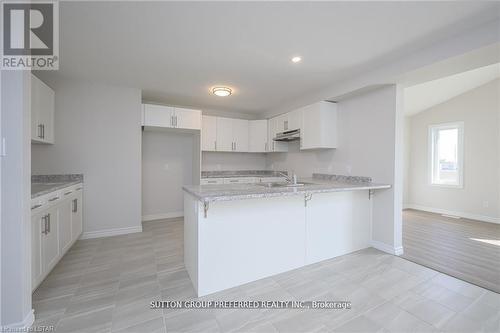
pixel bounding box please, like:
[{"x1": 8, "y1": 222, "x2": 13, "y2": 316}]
[
  {"x1": 248, "y1": 120, "x2": 268, "y2": 153},
  {"x1": 142, "y1": 103, "x2": 201, "y2": 130},
  {"x1": 31, "y1": 74, "x2": 55, "y2": 144},
  {"x1": 300, "y1": 101, "x2": 337, "y2": 150},
  {"x1": 272, "y1": 109, "x2": 303, "y2": 133},
  {"x1": 215, "y1": 117, "x2": 249, "y2": 152},
  {"x1": 201, "y1": 115, "x2": 217, "y2": 151},
  {"x1": 268, "y1": 117, "x2": 288, "y2": 152}
]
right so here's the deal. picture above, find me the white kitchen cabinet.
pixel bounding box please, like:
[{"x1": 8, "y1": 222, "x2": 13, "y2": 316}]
[
  {"x1": 42, "y1": 206, "x2": 60, "y2": 275},
  {"x1": 215, "y1": 117, "x2": 249, "y2": 152},
  {"x1": 58, "y1": 199, "x2": 72, "y2": 254},
  {"x1": 248, "y1": 120, "x2": 268, "y2": 152},
  {"x1": 71, "y1": 190, "x2": 83, "y2": 241},
  {"x1": 202, "y1": 115, "x2": 217, "y2": 151},
  {"x1": 143, "y1": 104, "x2": 174, "y2": 127},
  {"x1": 174, "y1": 107, "x2": 202, "y2": 130},
  {"x1": 31, "y1": 184, "x2": 83, "y2": 292},
  {"x1": 287, "y1": 109, "x2": 303, "y2": 131},
  {"x1": 31, "y1": 74, "x2": 55, "y2": 144},
  {"x1": 232, "y1": 119, "x2": 249, "y2": 152},
  {"x1": 143, "y1": 104, "x2": 201, "y2": 130},
  {"x1": 223, "y1": 177, "x2": 258, "y2": 184},
  {"x1": 301, "y1": 101, "x2": 337, "y2": 150},
  {"x1": 31, "y1": 213, "x2": 44, "y2": 290},
  {"x1": 268, "y1": 117, "x2": 288, "y2": 152},
  {"x1": 215, "y1": 117, "x2": 234, "y2": 152},
  {"x1": 200, "y1": 178, "x2": 224, "y2": 185}
]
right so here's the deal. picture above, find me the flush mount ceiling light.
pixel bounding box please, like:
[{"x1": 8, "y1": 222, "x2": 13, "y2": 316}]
[
  {"x1": 291, "y1": 56, "x2": 302, "y2": 63},
  {"x1": 212, "y1": 87, "x2": 232, "y2": 97}
]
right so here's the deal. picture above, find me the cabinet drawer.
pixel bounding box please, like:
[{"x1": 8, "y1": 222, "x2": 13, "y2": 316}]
[
  {"x1": 201, "y1": 178, "x2": 224, "y2": 185},
  {"x1": 223, "y1": 177, "x2": 258, "y2": 184},
  {"x1": 259, "y1": 177, "x2": 286, "y2": 183}
]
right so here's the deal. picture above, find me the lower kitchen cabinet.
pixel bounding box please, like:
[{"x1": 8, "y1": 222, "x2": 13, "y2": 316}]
[{"x1": 31, "y1": 184, "x2": 83, "y2": 292}]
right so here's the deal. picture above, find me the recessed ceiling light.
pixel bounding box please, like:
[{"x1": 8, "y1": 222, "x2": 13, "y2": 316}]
[
  {"x1": 291, "y1": 56, "x2": 302, "y2": 63},
  {"x1": 212, "y1": 87, "x2": 232, "y2": 97}
]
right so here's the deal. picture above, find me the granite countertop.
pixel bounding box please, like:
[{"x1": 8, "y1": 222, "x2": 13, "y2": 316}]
[
  {"x1": 201, "y1": 170, "x2": 287, "y2": 179},
  {"x1": 32, "y1": 174, "x2": 83, "y2": 199},
  {"x1": 184, "y1": 173, "x2": 391, "y2": 203}
]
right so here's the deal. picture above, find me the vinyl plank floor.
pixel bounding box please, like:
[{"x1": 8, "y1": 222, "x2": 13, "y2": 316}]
[
  {"x1": 402, "y1": 209, "x2": 500, "y2": 293},
  {"x1": 31, "y1": 217, "x2": 496, "y2": 332}
]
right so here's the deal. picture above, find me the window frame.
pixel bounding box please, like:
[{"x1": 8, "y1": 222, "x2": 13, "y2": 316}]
[{"x1": 428, "y1": 121, "x2": 464, "y2": 188}]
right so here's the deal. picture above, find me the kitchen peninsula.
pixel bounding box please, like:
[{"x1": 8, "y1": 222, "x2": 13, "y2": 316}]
[{"x1": 183, "y1": 174, "x2": 391, "y2": 296}]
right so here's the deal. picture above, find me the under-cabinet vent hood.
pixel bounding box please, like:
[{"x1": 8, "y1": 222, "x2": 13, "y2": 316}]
[{"x1": 273, "y1": 129, "x2": 300, "y2": 142}]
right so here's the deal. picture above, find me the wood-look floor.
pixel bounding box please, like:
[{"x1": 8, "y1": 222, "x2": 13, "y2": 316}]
[{"x1": 403, "y1": 209, "x2": 500, "y2": 293}]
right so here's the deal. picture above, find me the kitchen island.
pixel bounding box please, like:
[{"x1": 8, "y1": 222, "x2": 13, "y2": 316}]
[{"x1": 183, "y1": 174, "x2": 390, "y2": 296}]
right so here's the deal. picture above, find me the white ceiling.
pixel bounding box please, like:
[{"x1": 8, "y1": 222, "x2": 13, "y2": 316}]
[
  {"x1": 404, "y1": 63, "x2": 500, "y2": 115},
  {"x1": 38, "y1": 1, "x2": 500, "y2": 115}
]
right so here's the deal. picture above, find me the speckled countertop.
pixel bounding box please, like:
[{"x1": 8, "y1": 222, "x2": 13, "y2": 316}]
[
  {"x1": 201, "y1": 170, "x2": 287, "y2": 179},
  {"x1": 183, "y1": 173, "x2": 391, "y2": 203},
  {"x1": 32, "y1": 174, "x2": 83, "y2": 199}
]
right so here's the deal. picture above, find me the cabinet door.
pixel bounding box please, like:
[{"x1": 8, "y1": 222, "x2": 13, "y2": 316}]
[
  {"x1": 301, "y1": 102, "x2": 337, "y2": 150},
  {"x1": 31, "y1": 74, "x2": 55, "y2": 143},
  {"x1": 71, "y1": 192, "x2": 83, "y2": 241},
  {"x1": 174, "y1": 107, "x2": 201, "y2": 130},
  {"x1": 288, "y1": 109, "x2": 303, "y2": 132},
  {"x1": 268, "y1": 118, "x2": 288, "y2": 152},
  {"x1": 31, "y1": 213, "x2": 44, "y2": 291},
  {"x1": 202, "y1": 115, "x2": 217, "y2": 151},
  {"x1": 42, "y1": 207, "x2": 60, "y2": 273},
  {"x1": 143, "y1": 104, "x2": 174, "y2": 127},
  {"x1": 58, "y1": 200, "x2": 72, "y2": 254},
  {"x1": 275, "y1": 114, "x2": 288, "y2": 132},
  {"x1": 232, "y1": 119, "x2": 249, "y2": 152},
  {"x1": 248, "y1": 120, "x2": 268, "y2": 152},
  {"x1": 215, "y1": 117, "x2": 233, "y2": 151}
]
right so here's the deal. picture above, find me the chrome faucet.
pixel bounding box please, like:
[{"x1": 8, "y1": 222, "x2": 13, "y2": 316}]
[{"x1": 278, "y1": 171, "x2": 298, "y2": 185}]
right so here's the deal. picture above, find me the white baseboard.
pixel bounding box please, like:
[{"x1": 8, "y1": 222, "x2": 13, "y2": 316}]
[
  {"x1": 370, "y1": 240, "x2": 404, "y2": 256},
  {"x1": 80, "y1": 225, "x2": 143, "y2": 240},
  {"x1": 142, "y1": 211, "x2": 183, "y2": 222},
  {"x1": 405, "y1": 204, "x2": 500, "y2": 224},
  {"x1": 4, "y1": 309, "x2": 34, "y2": 329}
]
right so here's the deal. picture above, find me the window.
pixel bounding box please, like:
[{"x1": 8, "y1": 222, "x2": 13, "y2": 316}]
[{"x1": 429, "y1": 122, "x2": 464, "y2": 187}]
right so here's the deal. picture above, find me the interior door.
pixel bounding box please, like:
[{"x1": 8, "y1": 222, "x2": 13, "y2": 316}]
[
  {"x1": 202, "y1": 115, "x2": 217, "y2": 151},
  {"x1": 174, "y1": 108, "x2": 201, "y2": 130},
  {"x1": 232, "y1": 119, "x2": 249, "y2": 152},
  {"x1": 215, "y1": 117, "x2": 233, "y2": 151}
]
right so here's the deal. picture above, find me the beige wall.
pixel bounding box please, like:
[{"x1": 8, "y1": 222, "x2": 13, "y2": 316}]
[{"x1": 406, "y1": 79, "x2": 500, "y2": 223}]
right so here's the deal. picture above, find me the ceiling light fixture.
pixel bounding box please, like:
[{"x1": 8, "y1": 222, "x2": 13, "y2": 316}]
[
  {"x1": 212, "y1": 87, "x2": 232, "y2": 97},
  {"x1": 291, "y1": 56, "x2": 302, "y2": 63}
]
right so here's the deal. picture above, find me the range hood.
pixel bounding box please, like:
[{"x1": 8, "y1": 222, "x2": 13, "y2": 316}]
[{"x1": 273, "y1": 129, "x2": 300, "y2": 142}]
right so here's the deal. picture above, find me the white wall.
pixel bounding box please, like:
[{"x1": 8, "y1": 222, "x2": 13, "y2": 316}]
[
  {"x1": 267, "y1": 86, "x2": 402, "y2": 252},
  {"x1": 406, "y1": 79, "x2": 500, "y2": 222},
  {"x1": 1, "y1": 71, "x2": 33, "y2": 327},
  {"x1": 142, "y1": 131, "x2": 194, "y2": 219},
  {"x1": 31, "y1": 78, "x2": 143, "y2": 236},
  {"x1": 202, "y1": 152, "x2": 267, "y2": 171}
]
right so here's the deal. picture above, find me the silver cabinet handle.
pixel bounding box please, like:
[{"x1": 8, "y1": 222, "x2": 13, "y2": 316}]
[
  {"x1": 38, "y1": 124, "x2": 43, "y2": 138},
  {"x1": 229, "y1": 180, "x2": 239, "y2": 183},
  {"x1": 76, "y1": 187, "x2": 82, "y2": 191},
  {"x1": 207, "y1": 180, "x2": 217, "y2": 184},
  {"x1": 49, "y1": 196, "x2": 59, "y2": 202},
  {"x1": 72, "y1": 199, "x2": 77, "y2": 213},
  {"x1": 47, "y1": 213, "x2": 51, "y2": 233},
  {"x1": 42, "y1": 124, "x2": 45, "y2": 139},
  {"x1": 31, "y1": 204, "x2": 42, "y2": 210},
  {"x1": 214, "y1": 141, "x2": 217, "y2": 151},
  {"x1": 64, "y1": 191, "x2": 72, "y2": 196},
  {"x1": 175, "y1": 116, "x2": 178, "y2": 127}
]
